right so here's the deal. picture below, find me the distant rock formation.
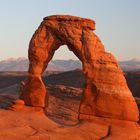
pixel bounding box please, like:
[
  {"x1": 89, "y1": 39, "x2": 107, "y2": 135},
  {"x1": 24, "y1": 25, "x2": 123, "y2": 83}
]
[{"x1": 19, "y1": 15, "x2": 138, "y2": 122}]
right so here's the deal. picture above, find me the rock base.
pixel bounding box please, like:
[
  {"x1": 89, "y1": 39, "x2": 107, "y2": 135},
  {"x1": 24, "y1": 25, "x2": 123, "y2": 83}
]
[{"x1": 0, "y1": 108, "x2": 140, "y2": 140}]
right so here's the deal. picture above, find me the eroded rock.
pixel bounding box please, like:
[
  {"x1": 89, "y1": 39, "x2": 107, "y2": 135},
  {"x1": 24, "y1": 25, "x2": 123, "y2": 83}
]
[{"x1": 19, "y1": 15, "x2": 139, "y2": 122}]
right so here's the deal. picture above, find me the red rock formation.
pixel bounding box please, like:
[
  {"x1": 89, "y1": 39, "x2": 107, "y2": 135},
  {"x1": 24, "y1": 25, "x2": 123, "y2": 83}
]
[
  {"x1": 0, "y1": 108, "x2": 140, "y2": 140},
  {"x1": 19, "y1": 15, "x2": 139, "y2": 122}
]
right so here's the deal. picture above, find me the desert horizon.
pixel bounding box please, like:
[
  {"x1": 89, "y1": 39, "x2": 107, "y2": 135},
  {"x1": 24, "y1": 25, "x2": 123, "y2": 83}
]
[{"x1": 1, "y1": 56, "x2": 140, "y2": 72}]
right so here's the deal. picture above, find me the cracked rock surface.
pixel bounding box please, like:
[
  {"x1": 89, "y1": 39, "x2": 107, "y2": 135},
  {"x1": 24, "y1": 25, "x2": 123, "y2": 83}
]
[{"x1": 0, "y1": 107, "x2": 140, "y2": 140}]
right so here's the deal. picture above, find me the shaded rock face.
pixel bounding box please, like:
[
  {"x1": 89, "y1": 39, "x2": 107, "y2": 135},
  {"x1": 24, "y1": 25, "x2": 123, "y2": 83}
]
[
  {"x1": 46, "y1": 85, "x2": 83, "y2": 125},
  {"x1": 19, "y1": 15, "x2": 139, "y2": 122}
]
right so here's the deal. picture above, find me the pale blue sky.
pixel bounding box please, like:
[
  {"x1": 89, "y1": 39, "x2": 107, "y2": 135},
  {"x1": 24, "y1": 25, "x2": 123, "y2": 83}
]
[{"x1": 0, "y1": 0, "x2": 140, "y2": 61}]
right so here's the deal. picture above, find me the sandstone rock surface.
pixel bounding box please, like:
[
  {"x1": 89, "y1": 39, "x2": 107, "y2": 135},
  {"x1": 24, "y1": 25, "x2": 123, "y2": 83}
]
[
  {"x1": 19, "y1": 15, "x2": 139, "y2": 122},
  {"x1": 0, "y1": 107, "x2": 140, "y2": 140},
  {"x1": 0, "y1": 82, "x2": 140, "y2": 139}
]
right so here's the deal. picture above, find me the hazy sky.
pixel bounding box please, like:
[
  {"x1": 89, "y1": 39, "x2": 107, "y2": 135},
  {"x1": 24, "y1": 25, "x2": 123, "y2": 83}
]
[{"x1": 0, "y1": 0, "x2": 140, "y2": 61}]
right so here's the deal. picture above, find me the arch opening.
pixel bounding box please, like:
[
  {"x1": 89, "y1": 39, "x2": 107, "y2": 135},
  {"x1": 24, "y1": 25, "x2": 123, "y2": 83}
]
[
  {"x1": 51, "y1": 45, "x2": 79, "y2": 61},
  {"x1": 44, "y1": 45, "x2": 84, "y2": 125}
]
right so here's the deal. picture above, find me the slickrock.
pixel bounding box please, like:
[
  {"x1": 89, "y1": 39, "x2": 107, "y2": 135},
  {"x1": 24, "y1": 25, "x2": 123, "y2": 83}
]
[
  {"x1": 19, "y1": 14, "x2": 138, "y2": 123},
  {"x1": 0, "y1": 107, "x2": 140, "y2": 140},
  {"x1": 0, "y1": 79, "x2": 140, "y2": 139}
]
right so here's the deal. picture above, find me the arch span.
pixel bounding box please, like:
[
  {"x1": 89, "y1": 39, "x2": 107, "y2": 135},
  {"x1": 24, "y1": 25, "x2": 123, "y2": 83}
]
[{"x1": 19, "y1": 15, "x2": 138, "y2": 121}]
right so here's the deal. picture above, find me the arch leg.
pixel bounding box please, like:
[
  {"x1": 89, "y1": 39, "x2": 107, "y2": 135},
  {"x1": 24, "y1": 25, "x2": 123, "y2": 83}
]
[{"x1": 19, "y1": 63, "x2": 47, "y2": 108}]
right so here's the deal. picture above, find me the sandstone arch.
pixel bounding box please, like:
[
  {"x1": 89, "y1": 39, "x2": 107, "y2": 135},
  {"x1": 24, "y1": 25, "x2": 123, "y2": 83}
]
[{"x1": 19, "y1": 15, "x2": 139, "y2": 121}]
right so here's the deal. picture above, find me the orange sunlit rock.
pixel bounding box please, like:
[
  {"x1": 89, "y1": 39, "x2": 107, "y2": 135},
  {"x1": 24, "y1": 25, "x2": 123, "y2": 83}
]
[{"x1": 19, "y1": 15, "x2": 139, "y2": 122}]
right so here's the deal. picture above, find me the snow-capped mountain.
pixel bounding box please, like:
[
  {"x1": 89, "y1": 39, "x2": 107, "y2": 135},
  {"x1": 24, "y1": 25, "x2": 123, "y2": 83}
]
[
  {"x1": 119, "y1": 58, "x2": 140, "y2": 71},
  {"x1": 0, "y1": 57, "x2": 28, "y2": 71},
  {"x1": 0, "y1": 57, "x2": 140, "y2": 72},
  {"x1": 0, "y1": 57, "x2": 82, "y2": 71}
]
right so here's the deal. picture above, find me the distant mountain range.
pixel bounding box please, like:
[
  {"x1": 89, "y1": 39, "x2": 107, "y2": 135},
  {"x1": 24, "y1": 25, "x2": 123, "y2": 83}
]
[
  {"x1": 0, "y1": 57, "x2": 81, "y2": 71},
  {"x1": 119, "y1": 58, "x2": 140, "y2": 71},
  {"x1": 0, "y1": 57, "x2": 140, "y2": 72}
]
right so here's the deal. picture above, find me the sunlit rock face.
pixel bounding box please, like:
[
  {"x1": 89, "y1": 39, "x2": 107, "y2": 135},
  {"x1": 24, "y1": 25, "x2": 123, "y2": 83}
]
[{"x1": 19, "y1": 15, "x2": 139, "y2": 121}]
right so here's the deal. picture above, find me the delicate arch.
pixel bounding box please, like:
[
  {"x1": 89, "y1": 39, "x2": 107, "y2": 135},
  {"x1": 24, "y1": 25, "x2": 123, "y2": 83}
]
[{"x1": 19, "y1": 15, "x2": 138, "y2": 122}]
